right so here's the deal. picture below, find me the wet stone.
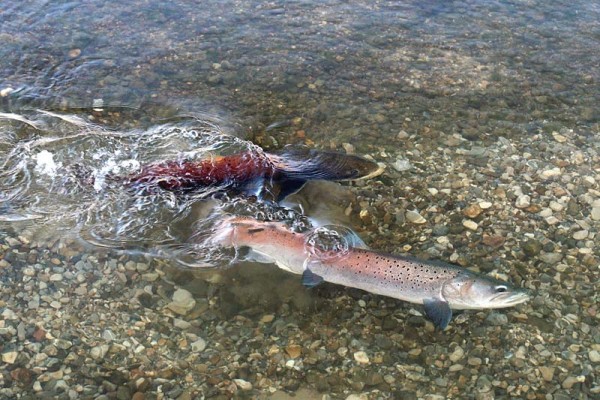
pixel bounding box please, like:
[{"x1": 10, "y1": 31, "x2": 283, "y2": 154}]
[
  {"x1": 515, "y1": 195, "x2": 531, "y2": 209},
  {"x1": 589, "y1": 350, "x2": 600, "y2": 363},
  {"x1": 522, "y1": 240, "x2": 542, "y2": 257},
  {"x1": 539, "y1": 366, "x2": 555, "y2": 381},
  {"x1": 191, "y1": 338, "x2": 206, "y2": 353},
  {"x1": 540, "y1": 252, "x2": 562, "y2": 264},
  {"x1": 168, "y1": 289, "x2": 196, "y2": 315},
  {"x1": 353, "y1": 351, "x2": 370, "y2": 364},
  {"x1": 572, "y1": 230, "x2": 588, "y2": 240},
  {"x1": 406, "y1": 210, "x2": 426, "y2": 224},
  {"x1": 90, "y1": 345, "x2": 109, "y2": 360},
  {"x1": 449, "y1": 346, "x2": 465, "y2": 362},
  {"x1": 485, "y1": 312, "x2": 508, "y2": 326},
  {"x1": 462, "y1": 220, "x2": 478, "y2": 231},
  {"x1": 463, "y1": 204, "x2": 483, "y2": 218},
  {"x1": 432, "y1": 224, "x2": 449, "y2": 236}
]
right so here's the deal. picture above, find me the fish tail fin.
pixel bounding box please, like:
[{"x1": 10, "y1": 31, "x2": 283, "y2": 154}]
[{"x1": 265, "y1": 146, "x2": 384, "y2": 201}]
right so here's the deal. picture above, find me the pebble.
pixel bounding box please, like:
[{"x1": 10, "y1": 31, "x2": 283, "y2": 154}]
[
  {"x1": 406, "y1": 210, "x2": 426, "y2": 224},
  {"x1": 540, "y1": 252, "x2": 562, "y2": 264},
  {"x1": 346, "y1": 395, "x2": 368, "y2": 400},
  {"x1": 353, "y1": 351, "x2": 370, "y2": 364},
  {"x1": 2, "y1": 350, "x2": 18, "y2": 364},
  {"x1": 90, "y1": 345, "x2": 109, "y2": 360},
  {"x1": 552, "y1": 132, "x2": 567, "y2": 142},
  {"x1": 485, "y1": 312, "x2": 508, "y2": 326},
  {"x1": 449, "y1": 346, "x2": 464, "y2": 362},
  {"x1": 591, "y1": 207, "x2": 600, "y2": 221},
  {"x1": 462, "y1": 220, "x2": 478, "y2": 231},
  {"x1": 233, "y1": 379, "x2": 252, "y2": 391},
  {"x1": 572, "y1": 230, "x2": 588, "y2": 240},
  {"x1": 259, "y1": 314, "x2": 275, "y2": 323},
  {"x1": 167, "y1": 289, "x2": 196, "y2": 315},
  {"x1": 467, "y1": 357, "x2": 482, "y2": 366},
  {"x1": 479, "y1": 201, "x2": 492, "y2": 209},
  {"x1": 68, "y1": 48, "x2": 81, "y2": 58},
  {"x1": 515, "y1": 195, "x2": 531, "y2": 209},
  {"x1": 2, "y1": 309, "x2": 18, "y2": 320},
  {"x1": 539, "y1": 366, "x2": 555, "y2": 382},
  {"x1": 49, "y1": 274, "x2": 63, "y2": 282},
  {"x1": 285, "y1": 344, "x2": 302, "y2": 359},
  {"x1": 562, "y1": 375, "x2": 585, "y2": 389},
  {"x1": 392, "y1": 158, "x2": 412, "y2": 172},
  {"x1": 173, "y1": 319, "x2": 191, "y2": 329},
  {"x1": 463, "y1": 204, "x2": 483, "y2": 218},
  {"x1": 589, "y1": 350, "x2": 600, "y2": 363},
  {"x1": 540, "y1": 168, "x2": 561, "y2": 179},
  {"x1": 191, "y1": 339, "x2": 206, "y2": 352}
]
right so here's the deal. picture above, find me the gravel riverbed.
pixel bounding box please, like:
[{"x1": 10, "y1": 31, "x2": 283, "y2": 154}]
[{"x1": 1, "y1": 120, "x2": 598, "y2": 399}]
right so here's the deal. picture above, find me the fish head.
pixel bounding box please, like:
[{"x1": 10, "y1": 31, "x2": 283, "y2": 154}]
[{"x1": 442, "y1": 273, "x2": 530, "y2": 310}]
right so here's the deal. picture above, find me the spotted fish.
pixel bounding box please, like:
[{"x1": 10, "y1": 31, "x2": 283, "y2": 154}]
[
  {"x1": 127, "y1": 146, "x2": 384, "y2": 201},
  {"x1": 210, "y1": 216, "x2": 530, "y2": 330}
]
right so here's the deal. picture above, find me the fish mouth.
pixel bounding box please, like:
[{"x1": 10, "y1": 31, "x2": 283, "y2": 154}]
[{"x1": 490, "y1": 290, "x2": 531, "y2": 307}]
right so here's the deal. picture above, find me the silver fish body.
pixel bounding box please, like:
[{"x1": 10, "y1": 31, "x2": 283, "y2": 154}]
[{"x1": 211, "y1": 217, "x2": 530, "y2": 329}]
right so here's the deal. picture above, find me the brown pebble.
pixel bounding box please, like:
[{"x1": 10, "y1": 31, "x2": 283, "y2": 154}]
[
  {"x1": 525, "y1": 204, "x2": 542, "y2": 213},
  {"x1": 539, "y1": 366, "x2": 554, "y2": 382},
  {"x1": 482, "y1": 235, "x2": 505, "y2": 248},
  {"x1": 50, "y1": 258, "x2": 61, "y2": 265},
  {"x1": 132, "y1": 393, "x2": 145, "y2": 400},
  {"x1": 296, "y1": 130, "x2": 306, "y2": 138},
  {"x1": 285, "y1": 344, "x2": 302, "y2": 359},
  {"x1": 32, "y1": 326, "x2": 46, "y2": 342},
  {"x1": 463, "y1": 204, "x2": 483, "y2": 218}
]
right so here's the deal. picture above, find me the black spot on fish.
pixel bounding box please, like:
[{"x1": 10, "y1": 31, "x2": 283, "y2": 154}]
[{"x1": 247, "y1": 228, "x2": 265, "y2": 235}]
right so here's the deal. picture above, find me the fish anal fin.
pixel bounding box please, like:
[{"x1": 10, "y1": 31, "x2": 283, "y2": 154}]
[
  {"x1": 302, "y1": 268, "x2": 324, "y2": 288},
  {"x1": 423, "y1": 299, "x2": 452, "y2": 331}
]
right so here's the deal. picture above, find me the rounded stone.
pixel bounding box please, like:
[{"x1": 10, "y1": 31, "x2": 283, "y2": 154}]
[
  {"x1": 462, "y1": 220, "x2": 478, "y2": 231},
  {"x1": 191, "y1": 338, "x2": 206, "y2": 353},
  {"x1": 572, "y1": 230, "x2": 588, "y2": 240},
  {"x1": 449, "y1": 346, "x2": 464, "y2": 362},
  {"x1": 353, "y1": 351, "x2": 370, "y2": 364},
  {"x1": 406, "y1": 210, "x2": 426, "y2": 224},
  {"x1": 463, "y1": 204, "x2": 483, "y2": 218},
  {"x1": 515, "y1": 195, "x2": 531, "y2": 209}
]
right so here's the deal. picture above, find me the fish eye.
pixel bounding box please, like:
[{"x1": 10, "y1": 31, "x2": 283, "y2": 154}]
[{"x1": 495, "y1": 285, "x2": 508, "y2": 293}]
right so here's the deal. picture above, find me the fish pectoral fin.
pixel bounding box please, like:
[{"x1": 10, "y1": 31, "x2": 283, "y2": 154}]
[
  {"x1": 423, "y1": 299, "x2": 452, "y2": 331},
  {"x1": 301, "y1": 268, "x2": 324, "y2": 288}
]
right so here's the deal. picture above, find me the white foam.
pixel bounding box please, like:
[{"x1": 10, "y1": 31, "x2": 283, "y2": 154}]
[{"x1": 33, "y1": 150, "x2": 60, "y2": 177}]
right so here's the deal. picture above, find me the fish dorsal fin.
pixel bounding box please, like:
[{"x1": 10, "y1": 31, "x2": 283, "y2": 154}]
[
  {"x1": 423, "y1": 299, "x2": 452, "y2": 331},
  {"x1": 302, "y1": 268, "x2": 324, "y2": 288}
]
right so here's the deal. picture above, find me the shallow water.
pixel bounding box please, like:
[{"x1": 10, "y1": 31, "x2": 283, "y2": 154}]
[{"x1": 1, "y1": 0, "x2": 599, "y2": 399}]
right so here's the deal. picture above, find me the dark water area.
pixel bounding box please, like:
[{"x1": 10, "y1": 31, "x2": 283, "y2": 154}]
[{"x1": 0, "y1": 1, "x2": 599, "y2": 399}]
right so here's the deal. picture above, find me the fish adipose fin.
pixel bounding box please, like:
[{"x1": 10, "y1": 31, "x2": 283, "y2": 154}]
[
  {"x1": 302, "y1": 268, "x2": 324, "y2": 288},
  {"x1": 423, "y1": 299, "x2": 452, "y2": 331}
]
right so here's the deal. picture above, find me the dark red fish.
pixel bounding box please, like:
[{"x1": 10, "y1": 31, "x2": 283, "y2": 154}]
[{"x1": 127, "y1": 147, "x2": 384, "y2": 200}]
